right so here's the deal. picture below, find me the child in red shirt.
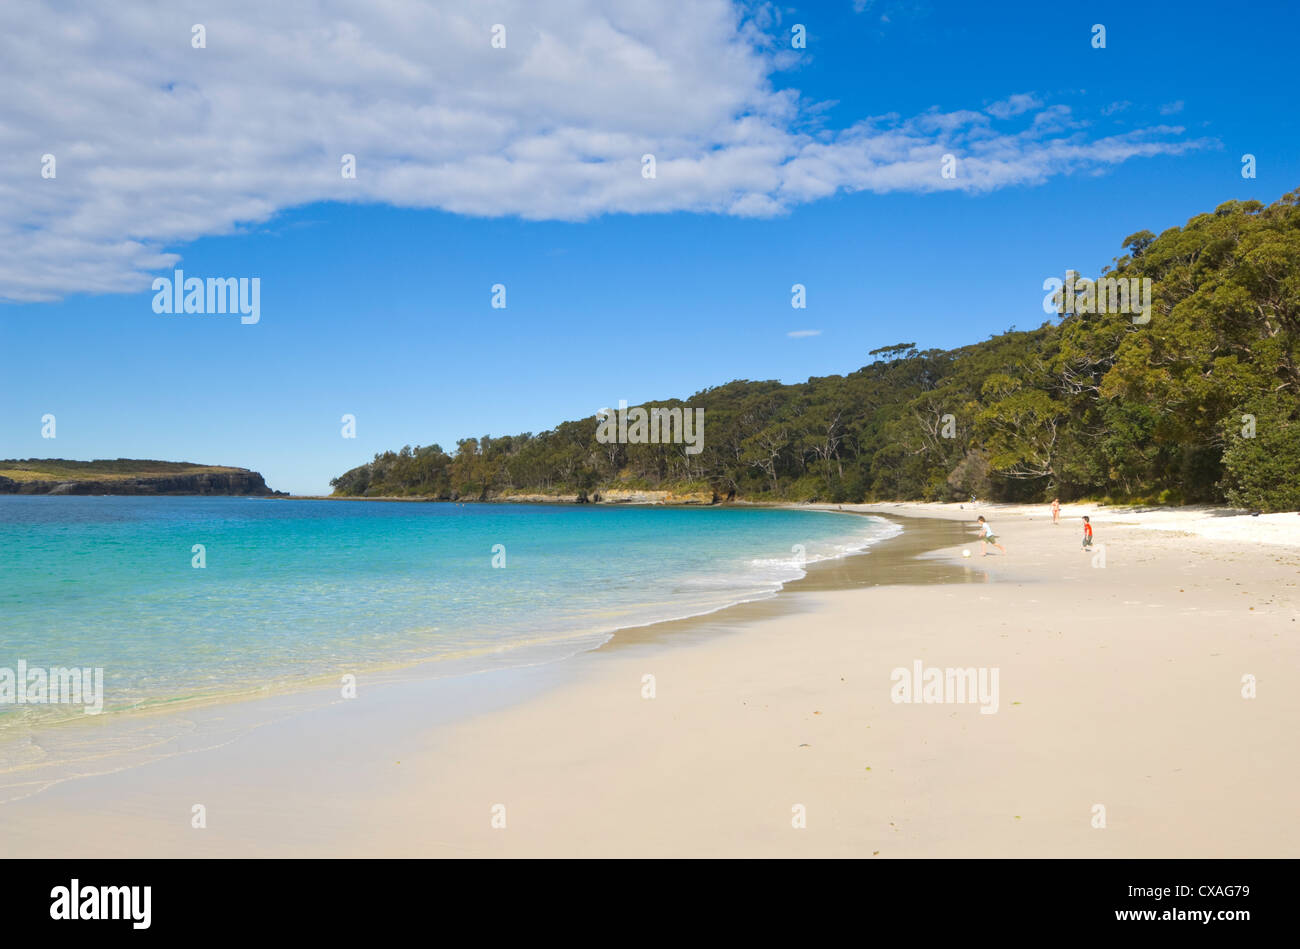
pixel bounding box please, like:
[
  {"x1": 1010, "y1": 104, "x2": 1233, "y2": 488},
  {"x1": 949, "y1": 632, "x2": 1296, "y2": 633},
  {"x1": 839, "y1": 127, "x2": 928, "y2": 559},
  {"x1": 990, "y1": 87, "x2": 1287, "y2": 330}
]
[{"x1": 1081, "y1": 516, "x2": 1093, "y2": 549}]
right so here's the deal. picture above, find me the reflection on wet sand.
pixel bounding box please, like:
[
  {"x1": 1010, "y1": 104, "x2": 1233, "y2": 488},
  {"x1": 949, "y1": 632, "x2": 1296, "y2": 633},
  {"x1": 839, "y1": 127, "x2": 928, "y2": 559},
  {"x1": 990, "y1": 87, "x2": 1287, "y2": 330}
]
[{"x1": 600, "y1": 513, "x2": 985, "y2": 650}]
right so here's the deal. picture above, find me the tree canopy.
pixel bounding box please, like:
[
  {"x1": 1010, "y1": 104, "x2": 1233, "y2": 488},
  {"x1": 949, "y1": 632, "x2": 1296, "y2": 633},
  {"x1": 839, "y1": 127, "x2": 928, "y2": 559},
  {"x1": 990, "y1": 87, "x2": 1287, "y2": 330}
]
[{"x1": 333, "y1": 189, "x2": 1300, "y2": 511}]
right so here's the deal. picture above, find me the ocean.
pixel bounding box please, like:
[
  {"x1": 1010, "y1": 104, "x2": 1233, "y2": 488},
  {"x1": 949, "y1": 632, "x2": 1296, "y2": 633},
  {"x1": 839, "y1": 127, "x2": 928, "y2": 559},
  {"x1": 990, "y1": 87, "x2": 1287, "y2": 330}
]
[{"x1": 0, "y1": 497, "x2": 899, "y2": 728}]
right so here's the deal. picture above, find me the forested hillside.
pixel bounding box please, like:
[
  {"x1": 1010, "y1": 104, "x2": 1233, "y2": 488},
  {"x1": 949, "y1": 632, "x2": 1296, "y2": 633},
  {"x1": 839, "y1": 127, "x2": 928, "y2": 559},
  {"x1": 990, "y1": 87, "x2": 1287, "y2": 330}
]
[{"x1": 332, "y1": 189, "x2": 1300, "y2": 511}]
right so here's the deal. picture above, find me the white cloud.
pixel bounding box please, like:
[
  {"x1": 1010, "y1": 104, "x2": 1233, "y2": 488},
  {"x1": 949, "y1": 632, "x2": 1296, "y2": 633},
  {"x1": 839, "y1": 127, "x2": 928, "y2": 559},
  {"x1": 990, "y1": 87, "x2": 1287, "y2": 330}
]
[
  {"x1": 0, "y1": 0, "x2": 1207, "y2": 302},
  {"x1": 985, "y1": 93, "x2": 1042, "y2": 119},
  {"x1": 1159, "y1": 100, "x2": 1185, "y2": 116},
  {"x1": 787, "y1": 329, "x2": 821, "y2": 337}
]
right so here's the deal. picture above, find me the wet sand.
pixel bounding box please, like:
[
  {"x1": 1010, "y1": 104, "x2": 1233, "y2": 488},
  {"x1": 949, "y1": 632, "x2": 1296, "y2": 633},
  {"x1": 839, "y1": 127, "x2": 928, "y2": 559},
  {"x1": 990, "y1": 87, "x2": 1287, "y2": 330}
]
[{"x1": 598, "y1": 512, "x2": 968, "y2": 650}]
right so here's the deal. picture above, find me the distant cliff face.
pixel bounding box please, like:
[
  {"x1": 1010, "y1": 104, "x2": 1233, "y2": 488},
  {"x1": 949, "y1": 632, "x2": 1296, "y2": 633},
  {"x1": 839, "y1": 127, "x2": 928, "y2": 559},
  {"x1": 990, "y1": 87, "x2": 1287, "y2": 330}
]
[{"x1": 0, "y1": 470, "x2": 284, "y2": 496}]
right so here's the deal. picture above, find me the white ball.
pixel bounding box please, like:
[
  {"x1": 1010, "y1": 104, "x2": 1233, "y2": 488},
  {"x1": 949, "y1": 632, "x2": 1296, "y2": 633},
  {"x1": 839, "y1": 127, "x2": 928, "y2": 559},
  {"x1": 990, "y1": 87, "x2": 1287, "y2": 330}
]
[{"x1": 962, "y1": 549, "x2": 971, "y2": 558}]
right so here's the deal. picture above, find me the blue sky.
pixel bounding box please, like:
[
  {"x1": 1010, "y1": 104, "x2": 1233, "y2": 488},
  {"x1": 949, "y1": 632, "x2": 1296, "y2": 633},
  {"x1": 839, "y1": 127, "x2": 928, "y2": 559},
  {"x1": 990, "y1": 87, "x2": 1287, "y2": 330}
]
[{"x1": 2, "y1": 0, "x2": 1297, "y2": 494}]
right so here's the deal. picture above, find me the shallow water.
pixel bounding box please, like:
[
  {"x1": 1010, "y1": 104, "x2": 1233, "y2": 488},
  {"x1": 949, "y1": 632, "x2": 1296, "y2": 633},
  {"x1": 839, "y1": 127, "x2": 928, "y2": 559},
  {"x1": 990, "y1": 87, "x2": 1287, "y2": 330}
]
[{"x1": 0, "y1": 497, "x2": 898, "y2": 727}]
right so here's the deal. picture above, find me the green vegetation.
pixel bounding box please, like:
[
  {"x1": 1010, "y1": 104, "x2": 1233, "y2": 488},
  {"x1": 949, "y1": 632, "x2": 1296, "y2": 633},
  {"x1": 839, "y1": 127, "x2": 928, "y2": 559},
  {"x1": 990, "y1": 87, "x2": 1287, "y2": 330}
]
[
  {"x1": 0, "y1": 459, "x2": 245, "y2": 482},
  {"x1": 332, "y1": 189, "x2": 1300, "y2": 511}
]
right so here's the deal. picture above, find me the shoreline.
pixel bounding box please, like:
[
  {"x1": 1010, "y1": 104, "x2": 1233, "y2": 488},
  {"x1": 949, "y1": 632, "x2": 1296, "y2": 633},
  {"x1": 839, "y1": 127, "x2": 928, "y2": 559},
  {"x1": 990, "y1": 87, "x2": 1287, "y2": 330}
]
[
  {"x1": 279, "y1": 493, "x2": 1300, "y2": 549},
  {"x1": 2, "y1": 503, "x2": 1296, "y2": 856},
  {"x1": 0, "y1": 505, "x2": 904, "y2": 734},
  {"x1": 0, "y1": 507, "x2": 919, "y2": 798}
]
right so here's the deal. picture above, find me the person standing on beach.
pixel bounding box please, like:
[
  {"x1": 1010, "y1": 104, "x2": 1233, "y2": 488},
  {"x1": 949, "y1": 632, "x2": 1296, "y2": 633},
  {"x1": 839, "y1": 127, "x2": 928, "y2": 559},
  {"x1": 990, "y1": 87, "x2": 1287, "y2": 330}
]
[
  {"x1": 976, "y1": 516, "x2": 1006, "y2": 557},
  {"x1": 1081, "y1": 516, "x2": 1093, "y2": 550},
  {"x1": 1051, "y1": 497, "x2": 1060, "y2": 524}
]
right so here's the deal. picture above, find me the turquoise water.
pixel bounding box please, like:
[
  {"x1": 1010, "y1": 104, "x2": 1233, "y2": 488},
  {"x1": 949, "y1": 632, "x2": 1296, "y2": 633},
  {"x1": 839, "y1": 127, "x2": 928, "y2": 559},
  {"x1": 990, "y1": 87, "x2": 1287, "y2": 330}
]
[{"x1": 0, "y1": 497, "x2": 897, "y2": 725}]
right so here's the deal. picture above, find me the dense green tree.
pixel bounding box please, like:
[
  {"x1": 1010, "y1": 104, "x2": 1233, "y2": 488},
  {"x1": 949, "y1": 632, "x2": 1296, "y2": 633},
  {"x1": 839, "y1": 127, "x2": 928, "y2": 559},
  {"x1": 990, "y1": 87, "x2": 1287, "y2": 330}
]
[{"x1": 331, "y1": 188, "x2": 1300, "y2": 511}]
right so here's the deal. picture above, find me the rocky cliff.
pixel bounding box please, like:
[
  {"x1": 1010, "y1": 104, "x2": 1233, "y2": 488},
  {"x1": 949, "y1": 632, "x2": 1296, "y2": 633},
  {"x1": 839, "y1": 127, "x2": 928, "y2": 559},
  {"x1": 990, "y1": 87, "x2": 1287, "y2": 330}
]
[{"x1": 0, "y1": 465, "x2": 284, "y2": 496}]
